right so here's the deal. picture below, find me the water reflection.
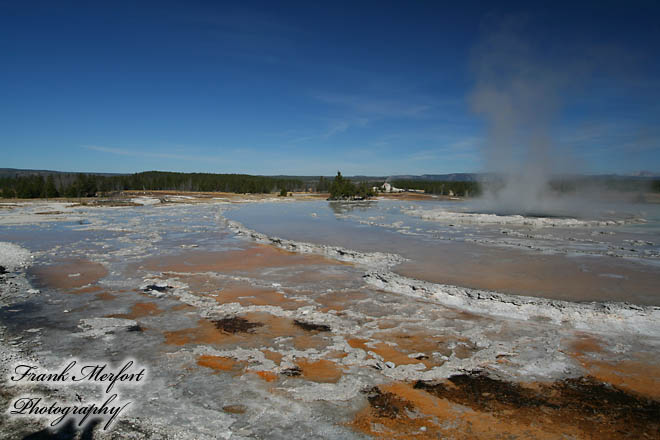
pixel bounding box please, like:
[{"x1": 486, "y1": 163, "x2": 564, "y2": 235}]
[{"x1": 327, "y1": 200, "x2": 377, "y2": 215}]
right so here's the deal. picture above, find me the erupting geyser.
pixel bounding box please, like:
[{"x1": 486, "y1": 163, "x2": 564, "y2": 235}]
[{"x1": 469, "y1": 18, "x2": 586, "y2": 217}]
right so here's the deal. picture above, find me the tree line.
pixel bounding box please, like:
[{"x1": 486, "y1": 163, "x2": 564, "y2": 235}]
[
  {"x1": 328, "y1": 172, "x2": 375, "y2": 200},
  {"x1": 3, "y1": 171, "x2": 658, "y2": 199},
  {"x1": 392, "y1": 178, "x2": 660, "y2": 197},
  {"x1": 551, "y1": 176, "x2": 660, "y2": 194},
  {"x1": 0, "y1": 171, "x2": 303, "y2": 198},
  {"x1": 390, "y1": 180, "x2": 480, "y2": 196}
]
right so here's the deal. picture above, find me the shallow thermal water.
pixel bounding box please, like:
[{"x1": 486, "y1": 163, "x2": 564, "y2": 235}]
[
  {"x1": 225, "y1": 199, "x2": 660, "y2": 305},
  {"x1": 0, "y1": 198, "x2": 659, "y2": 439}
]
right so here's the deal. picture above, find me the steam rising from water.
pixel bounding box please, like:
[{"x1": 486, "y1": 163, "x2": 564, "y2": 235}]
[{"x1": 469, "y1": 18, "x2": 583, "y2": 217}]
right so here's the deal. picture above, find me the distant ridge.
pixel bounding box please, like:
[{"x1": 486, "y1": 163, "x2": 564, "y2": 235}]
[
  {"x1": 389, "y1": 173, "x2": 660, "y2": 182},
  {"x1": 389, "y1": 173, "x2": 478, "y2": 182},
  {"x1": 0, "y1": 168, "x2": 125, "y2": 178},
  {"x1": 1, "y1": 168, "x2": 657, "y2": 181}
]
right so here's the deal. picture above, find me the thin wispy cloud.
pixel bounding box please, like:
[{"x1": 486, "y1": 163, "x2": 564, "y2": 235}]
[
  {"x1": 288, "y1": 118, "x2": 368, "y2": 144},
  {"x1": 287, "y1": 91, "x2": 441, "y2": 144},
  {"x1": 83, "y1": 145, "x2": 224, "y2": 162},
  {"x1": 181, "y1": 8, "x2": 300, "y2": 64},
  {"x1": 405, "y1": 137, "x2": 481, "y2": 162},
  {"x1": 312, "y1": 92, "x2": 433, "y2": 118},
  {"x1": 560, "y1": 122, "x2": 660, "y2": 154}
]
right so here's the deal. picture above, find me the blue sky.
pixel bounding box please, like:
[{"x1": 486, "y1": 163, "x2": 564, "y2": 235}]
[{"x1": 1, "y1": 1, "x2": 659, "y2": 175}]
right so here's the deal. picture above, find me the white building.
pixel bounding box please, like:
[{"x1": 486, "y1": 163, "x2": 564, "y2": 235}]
[{"x1": 379, "y1": 182, "x2": 405, "y2": 193}]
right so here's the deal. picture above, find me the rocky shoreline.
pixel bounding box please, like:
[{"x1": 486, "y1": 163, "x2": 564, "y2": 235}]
[
  {"x1": 222, "y1": 217, "x2": 406, "y2": 269},
  {"x1": 222, "y1": 213, "x2": 660, "y2": 337},
  {"x1": 403, "y1": 206, "x2": 645, "y2": 228},
  {"x1": 363, "y1": 270, "x2": 660, "y2": 337}
]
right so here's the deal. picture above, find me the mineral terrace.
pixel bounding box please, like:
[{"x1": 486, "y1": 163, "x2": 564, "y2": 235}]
[{"x1": 1, "y1": 194, "x2": 658, "y2": 439}]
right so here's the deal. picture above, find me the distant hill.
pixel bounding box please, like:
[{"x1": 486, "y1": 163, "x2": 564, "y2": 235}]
[
  {"x1": 0, "y1": 168, "x2": 125, "y2": 178},
  {"x1": 631, "y1": 171, "x2": 660, "y2": 178},
  {"x1": 390, "y1": 172, "x2": 660, "y2": 182},
  {"x1": 1, "y1": 168, "x2": 656, "y2": 182},
  {"x1": 588, "y1": 173, "x2": 660, "y2": 180},
  {"x1": 389, "y1": 173, "x2": 478, "y2": 182}
]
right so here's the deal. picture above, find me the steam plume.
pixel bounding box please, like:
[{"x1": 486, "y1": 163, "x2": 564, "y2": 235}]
[{"x1": 469, "y1": 17, "x2": 580, "y2": 216}]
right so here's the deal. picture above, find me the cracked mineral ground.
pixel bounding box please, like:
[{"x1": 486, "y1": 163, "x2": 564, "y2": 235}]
[{"x1": 1, "y1": 194, "x2": 659, "y2": 439}]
